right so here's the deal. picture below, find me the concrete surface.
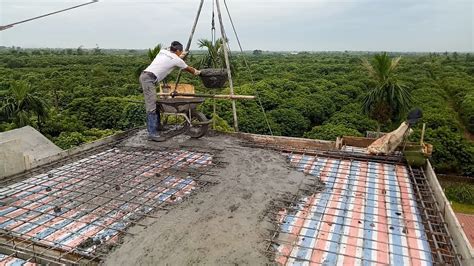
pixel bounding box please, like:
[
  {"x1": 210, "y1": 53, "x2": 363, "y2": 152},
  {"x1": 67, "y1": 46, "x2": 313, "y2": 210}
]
[
  {"x1": 104, "y1": 131, "x2": 312, "y2": 265},
  {"x1": 0, "y1": 126, "x2": 62, "y2": 178}
]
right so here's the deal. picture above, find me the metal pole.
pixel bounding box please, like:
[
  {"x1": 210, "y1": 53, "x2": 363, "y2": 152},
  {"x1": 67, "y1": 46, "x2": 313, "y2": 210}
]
[
  {"x1": 174, "y1": 0, "x2": 205, "y2": 90},
  {"x1": 215, "y1": 0, "x2": 239, "y2": 131},
  {"x1": 185, "y1": 0, "x2": 205, "y2": 52},
  {"x1": 0, "y1": 0, "x2": 99, "y2": 31}
]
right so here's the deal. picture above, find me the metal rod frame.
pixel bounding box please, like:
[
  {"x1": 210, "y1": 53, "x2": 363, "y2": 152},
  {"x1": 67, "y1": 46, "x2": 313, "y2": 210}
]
[
  {"x1": 0, "y1": 143, "x2": 223, "y2": 265},
  {"x1": 0, "y1": 0, "x2": 99, "y2": 31},
  {"x1": 251, "y1": 144, "x2": 461, "y2": 265},
  {"x1": 174, "y1": 0, "x2": 205, "y2": 89},
  {"x1": 215, "y1": 0, "x2": 239, "y2": 132}
]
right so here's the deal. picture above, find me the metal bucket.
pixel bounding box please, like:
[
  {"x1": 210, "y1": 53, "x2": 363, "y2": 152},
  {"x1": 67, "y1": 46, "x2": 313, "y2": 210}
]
[{"x1": 200, "y1": 68, "x2": 228, "y2": 88}]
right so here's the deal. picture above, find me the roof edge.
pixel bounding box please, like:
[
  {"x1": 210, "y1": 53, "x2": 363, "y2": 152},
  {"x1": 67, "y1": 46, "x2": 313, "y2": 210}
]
[{"x1": 425, "y1": 160, "x2": 474, "y2": 263}]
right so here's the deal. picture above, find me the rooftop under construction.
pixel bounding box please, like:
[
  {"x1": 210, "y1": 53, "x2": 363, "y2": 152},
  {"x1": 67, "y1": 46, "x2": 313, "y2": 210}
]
[
  {"x1": 0, "y1": 130, "x2": 472, "y2": 265},
  {"x1": 0, "y1": 1, "x2": 473, "y2": 265}
]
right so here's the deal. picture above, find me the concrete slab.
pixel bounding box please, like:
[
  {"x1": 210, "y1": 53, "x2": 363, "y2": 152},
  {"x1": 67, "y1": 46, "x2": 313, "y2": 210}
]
[{"x1": 0, "y1": 129, "x2": 470, "y2": 265}]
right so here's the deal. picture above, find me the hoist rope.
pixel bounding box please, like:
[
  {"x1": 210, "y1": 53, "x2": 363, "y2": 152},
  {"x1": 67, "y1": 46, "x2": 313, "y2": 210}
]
[
  {"x1": 174, "y1": 0, "x2": 205, "y2": 90},
  {"x1": 223, "y1": 0, "x2": 274, "y2": 136},
  {"x1": 211, "y1": 0, "x2": 216, "y2": 45},
  {"x1": 211, "y1": 0, "x2": 217, "y2": 130},
  {"x1": 0, "y1": 0, "x2": 99, "y2": 31}
]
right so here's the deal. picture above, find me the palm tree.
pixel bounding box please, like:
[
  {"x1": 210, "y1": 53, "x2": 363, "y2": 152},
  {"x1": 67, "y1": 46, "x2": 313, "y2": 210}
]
[
  {"x1": 147, "y1": 43, "x2": 162, "y2": 62},
  {"x1": 0, "y1": 80, "x2": 49, "y2": 129},
  {"x1": 136, "y1": 44, "x2": 162, "y2": 78},
  {"x1": 198, "y1": 38, "x2": 225, "y2": 68},
  {"x1": 362, "y1": 52, "x2": 412, "y2": 132}
]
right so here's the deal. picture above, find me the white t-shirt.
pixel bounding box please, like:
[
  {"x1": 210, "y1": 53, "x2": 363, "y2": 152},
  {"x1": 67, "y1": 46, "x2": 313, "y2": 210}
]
[{"x1": 144, "y1": 49, "x2": 188, "y2": 82}]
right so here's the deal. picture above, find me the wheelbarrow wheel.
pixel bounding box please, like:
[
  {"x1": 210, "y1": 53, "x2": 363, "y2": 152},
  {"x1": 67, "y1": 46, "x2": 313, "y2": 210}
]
[
  {"x1": 159, "y1": 113, "x2": 189, "y2": 139},
  {"x1": 187, "y1": 111, "x2": 209, "y2": 138}
]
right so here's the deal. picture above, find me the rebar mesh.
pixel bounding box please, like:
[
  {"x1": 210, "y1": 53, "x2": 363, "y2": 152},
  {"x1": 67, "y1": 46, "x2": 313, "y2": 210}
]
[
  {"x1": 0, "y1": 146, "x2": 221, "y2": 265},
  {"x1": 260, "y1": 148, "x2": 460, "y2": 265}
]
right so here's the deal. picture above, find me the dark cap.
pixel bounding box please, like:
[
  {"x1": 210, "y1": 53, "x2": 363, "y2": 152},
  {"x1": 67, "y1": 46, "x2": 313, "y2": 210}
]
[{"x1": 170, "y1": 41, "x2": 183, "y2": 52}]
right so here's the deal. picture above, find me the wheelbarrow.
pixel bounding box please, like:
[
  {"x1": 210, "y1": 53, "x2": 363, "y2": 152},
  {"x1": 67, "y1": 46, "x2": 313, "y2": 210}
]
[{"x1": 157, "y1": 83, "x2": 211, "y2": 139}]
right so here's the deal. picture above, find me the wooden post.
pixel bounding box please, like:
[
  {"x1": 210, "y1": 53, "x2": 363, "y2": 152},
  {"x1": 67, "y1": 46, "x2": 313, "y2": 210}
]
[
  {"x1": 420, "y1": 123, "x2": 426, "y2": 145},
  {"x1": 174, "y1": 0, "x2": 205, "y2": 90},
  {"x1": 184, "y1": 0, "x2": 204, "y2": 52},
  {"x1": 215, "y1": 0, "x2": 239, "y2": 132}
]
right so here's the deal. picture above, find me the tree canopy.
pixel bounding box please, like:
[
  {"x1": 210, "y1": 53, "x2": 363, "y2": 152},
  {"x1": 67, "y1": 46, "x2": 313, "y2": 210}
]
[{"x1": 0, "y1": 47, "x2": 472, "y2": 176}]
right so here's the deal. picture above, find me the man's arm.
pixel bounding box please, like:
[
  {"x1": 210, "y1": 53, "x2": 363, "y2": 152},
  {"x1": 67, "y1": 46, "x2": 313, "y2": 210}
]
[
  {"x1": 175, "y1": 56, "x2": 200, "y2": 76},
  {"x1": 184, "y1": 66, "x2": 201, "y2": 76}
]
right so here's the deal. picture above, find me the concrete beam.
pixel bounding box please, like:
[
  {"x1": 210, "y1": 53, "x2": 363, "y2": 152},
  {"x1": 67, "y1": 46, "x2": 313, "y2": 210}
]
[
  {"x1": 1, "y1": 129, "x2": 138, "y2": 182},
  {"x1": 425, "y1": 161, "x2": 474, "y2": 264},
  {"x1": 234, "y1": 132, "x2": 335, "y2": 151}
]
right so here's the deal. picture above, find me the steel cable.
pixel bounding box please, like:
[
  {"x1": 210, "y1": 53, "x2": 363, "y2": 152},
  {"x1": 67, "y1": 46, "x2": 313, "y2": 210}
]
[{"x1": 223, "y1": 0, "x2": 273, "y2": 135}]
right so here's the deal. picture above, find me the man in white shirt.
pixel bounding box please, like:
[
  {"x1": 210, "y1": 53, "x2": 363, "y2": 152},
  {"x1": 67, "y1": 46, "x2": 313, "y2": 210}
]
[{"x1": 140, "y1": 41, "x2": 201, "y2": 141}]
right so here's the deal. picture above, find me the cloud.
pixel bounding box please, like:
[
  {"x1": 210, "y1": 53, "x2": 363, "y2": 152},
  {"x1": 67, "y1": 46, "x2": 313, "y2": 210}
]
[{"x1": 0, "y1": 0, "x2": 472, "y2": 51}]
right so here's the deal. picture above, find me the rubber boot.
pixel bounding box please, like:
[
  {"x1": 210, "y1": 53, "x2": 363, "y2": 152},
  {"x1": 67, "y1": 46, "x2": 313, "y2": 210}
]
[
  {"x1": 156, "y1": 110, "x2": 165, "y2": 131},
  {"x1": 146, "y1": 112, "x2": 166, "y2": 142}
]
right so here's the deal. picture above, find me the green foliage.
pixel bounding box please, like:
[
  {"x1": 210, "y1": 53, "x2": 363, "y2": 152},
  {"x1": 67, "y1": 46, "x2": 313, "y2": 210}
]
[
  {"x1": 422, "y1": 127, "x2": 473, "y2": 175},
  {"x1": 94, "y1": 97, "x2": 127, "y2": 129},
  {"x1": 269, "y1": 108, "x2": 310, "y2": 137},
  {"x1": 362, "y1": 52, "x2": 412, "y2": 125},
  {"x1": 211, "y1": 114, "x2": 234, "y2": 133},
  {"x1": 54, "y1": 129, "x2": 116, "y2": 149},
  {"x1": 325, "y1": 112, "x2": 378, "y2": 133},
  {"x1": 445, "y1": 185, "x2": 474, "y2": 205},
  {"x1": 281, "y1": 95, "x2": 335, "y2": 124},
  {"x1": 67, "y1": 97, "x2": 96, "y2": 128},
  {"x1": 55, "y1": 132, "x2": 87, "y2": 149},
  {"x1": 460, "y1": 93, "x2": 474, "y2": 132},
  {"x1": 0, "y1": 49, "x2": 472, "y2": 176},
  {"x1": 0, "y1": 80, "x2": 49, "y2": 128},
  {"x1": 304, "y1": 124, "x2": 362, "y2": 141},
  {"x1": 198, "y1": 39, "x2": 225, "y2": 69},
  {"x1": 5, "y1": 58, "x2": 26, "y2": 68},
  {"x1": 147, "y1": 44, "x2": 162, "y2": 62},
  {"x1": 119, "y1": 103, "x2": 146, "y2": 129},
  {"x1": 42, "y1": 110, "x2": 86, "y2": 138}
]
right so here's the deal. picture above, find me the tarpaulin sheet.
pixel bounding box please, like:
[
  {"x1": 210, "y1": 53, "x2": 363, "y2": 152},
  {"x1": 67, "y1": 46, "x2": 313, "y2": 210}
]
[
  {"x1": 275, "y1": 154, "x2": 433, "y2": 265},
  {"x1": 0, "y1": 148, "x2": 212, "y2": 258}
]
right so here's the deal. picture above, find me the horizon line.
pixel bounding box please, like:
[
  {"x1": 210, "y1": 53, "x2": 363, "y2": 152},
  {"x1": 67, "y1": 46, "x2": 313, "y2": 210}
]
[{"x1": 0, "y1": 46, "x2": 472, "y2": 53}]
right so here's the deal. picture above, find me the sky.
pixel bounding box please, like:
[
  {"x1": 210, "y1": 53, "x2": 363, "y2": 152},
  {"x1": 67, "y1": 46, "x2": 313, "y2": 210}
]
[{"x1": 0, "y1": 0, "x2": 473, "y2": 52}]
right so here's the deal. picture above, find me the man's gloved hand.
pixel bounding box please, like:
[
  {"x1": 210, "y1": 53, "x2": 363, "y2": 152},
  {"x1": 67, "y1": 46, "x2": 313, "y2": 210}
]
[
  {"x1": 194, "y1": 69, "x2": 201, "y2": 76},
  {"x1": 179, "y1": 51, "x2": 188, "y2": 59}
]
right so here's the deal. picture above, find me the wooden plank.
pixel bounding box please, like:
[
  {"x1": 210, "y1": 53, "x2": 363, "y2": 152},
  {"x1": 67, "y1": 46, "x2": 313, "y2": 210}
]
[
  {"x1": 234, "y1": 132, "x2": 335, "y2": 150},
  {"x1": 157, "y1": 93, "x2": 255, "y2": 100}
]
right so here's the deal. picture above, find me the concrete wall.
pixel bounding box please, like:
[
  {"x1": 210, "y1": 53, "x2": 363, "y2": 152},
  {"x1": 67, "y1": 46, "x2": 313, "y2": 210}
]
[
  {"x1": 0, "y1": 139, "x2": 28, "y2": 177},
  {"x1": 235, "y1": 132, "x2": 335, "y2": 150},
  {"x1": 1, "y1": 129, "x2": 137, "y2": 181},
  {"x1": 0, "y1": 126, "x2": 63, "y2": 178},
  {"x1": 425, "y1": 161, "x2": 474, "y2": 264}
]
